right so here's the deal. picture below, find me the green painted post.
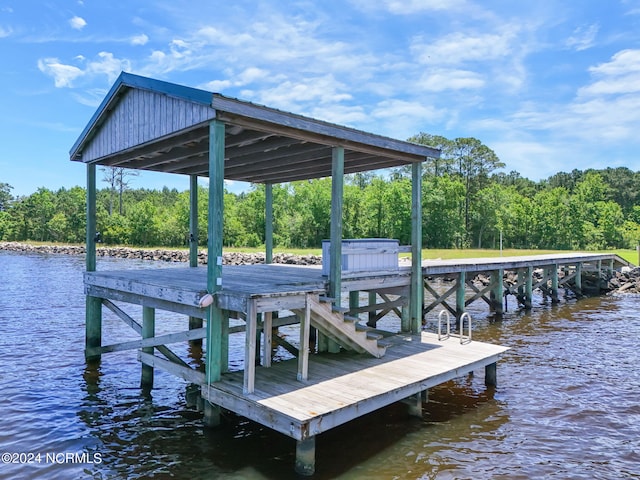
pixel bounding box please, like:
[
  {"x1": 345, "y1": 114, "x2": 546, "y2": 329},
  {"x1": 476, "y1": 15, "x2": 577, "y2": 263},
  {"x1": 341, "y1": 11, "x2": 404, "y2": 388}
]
[
  {"x1": 367, "y1": 291, "x2": 377, "y2": 327},
  {"x1": 491, "y1": 268, "x2": 504, "y2": 316},
  {"x1": 456, "y1": 271, "x2": 466, "y2": 319},
  {"x1": 349, "y1": 290, "x2": 359, "y2": 314},
  {"x1": 86, "y1": 164, "x2": 97, "y2": 272},
  {"x1": 189, "y1": 175, "x2": 203, "y2": 344},
  {"x1": 221, "y1": 310, "x2": 229, "y2": 373},
  {"x1": 85, "y1": 163, "x2": 102, "y2": 361},
  {"x1": 329, "y1": 146, "x2": 344, "y2": 303},
  {"x1": 327, "y1": 146, "x2": 344, "y2": 354},
  {"x1": 575, "y1": 262, "x2": 583, "y2": 295},
  {"x1": 205, "y1": 119, "x2": 225, "y2": 426},
  {"x1": 141, "y1": 306, "x2": 155, "y2": 389},
  {"x1": 410, "y1": 161, "x2": 423, "y2": 334},
  {"x1": 265, "y1": 182, "x2": 273, "y2": 264},
  {"x1": 517, "y1": 268, "x2": 525, "y2": 305},
  {"x1": 189, "y1": 174, "x2": 199, "y2": 267},
  {"x1": 525, "y1": 266, "x2": 533, "y2": 309},
  {"x1": 551, "y1": 264, "x2": 559, "y2": 303}
]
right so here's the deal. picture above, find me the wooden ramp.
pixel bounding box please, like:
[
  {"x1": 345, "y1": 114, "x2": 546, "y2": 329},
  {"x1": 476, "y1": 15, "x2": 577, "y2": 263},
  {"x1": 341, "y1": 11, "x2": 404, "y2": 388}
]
[{"x1": 199, "y1": 331, "x2": 509, "y2": 441}]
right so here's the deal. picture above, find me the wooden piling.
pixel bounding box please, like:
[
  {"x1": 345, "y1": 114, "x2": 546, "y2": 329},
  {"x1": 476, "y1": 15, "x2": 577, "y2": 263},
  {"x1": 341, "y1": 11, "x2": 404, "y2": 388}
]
[
  {"x1": 551, "y1": 264, "x2": 559, "y2": 303},
  {"x1": 575, "y1": 262, "x2": 583, "y2": 295},
  {"x1": 85, "y1": 163, "x2": 102, "y2": 360},
  {"x1": 410, "y1": 161, "x2": 423, "y2": 334},
  {"x1": 141, "y1": 306, "x2": 155, "y2": 389},
  {"x1": 405, "y1": 392, "x2": 422, "y2": 418},
  {"x1": 368, "y1": 291, "x2": 377, "y2": 328},
  {"x1": 491, "y1": 268, "x2": 504, "y2": 316},
  {"x1": 525, "y1": 266, "x2": 533, "y2": 309},
  {"x1": 295, "y1": 436, "x2": 316, "y2": 476},
  {"x1": 456, "y1": 271, "x2": 466, "y2": 319},
  {"x1": 485, "y1": 362, "x2": 497, "y2": 387}
]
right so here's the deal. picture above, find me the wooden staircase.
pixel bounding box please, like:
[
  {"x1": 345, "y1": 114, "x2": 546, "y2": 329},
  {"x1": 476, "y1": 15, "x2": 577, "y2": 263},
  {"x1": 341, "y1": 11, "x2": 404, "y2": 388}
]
[{"x1": 293, "y1": 295, "x2": 387, "y2": 358}]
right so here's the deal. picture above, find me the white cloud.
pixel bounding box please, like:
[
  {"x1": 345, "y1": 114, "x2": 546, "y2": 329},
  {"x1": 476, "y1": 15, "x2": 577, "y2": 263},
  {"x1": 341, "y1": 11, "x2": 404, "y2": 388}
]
[
  {"x1": 69, "y1": 16, "x2": 87, "y2": 30},
  {"x1": 418, "y1": 68, "x2": 485, "y2": 91},
  {"x1": 565, "y1": 24, "x2": 599, "y2": 51},
  {"x1": 130, "y1": 33, "x2": 149, "y2": 46},
  {"x1": 588, "y1": 49, "x2": 640, "y2": 76},
  {"x1": 37, "y1": 52, "x2": 129, "y2": 88},
  {"x1": 86, "y1": 52, "x2": 130, "y2": 83},
  {"x1": 201, "y1": 79, "x2": 232, "y2": 92},
  {"x1": 37, "y1": 58, "x2": 84, "y2": 87},
  {"x1": 352, "y1": 0, "x2": 469, "y2": 14},
  {"x1": 411, "y1": 30, "x2": 517, "y2": 65},
  {"x1": 246, "y1": 75, "x2": 352, "y2": 112},
  {"x1": 0, "y1": 26, "x2": 11, "y2": 37},
  {"x1": 578, "y1": 49, "x2": 640, "y2": 96}
]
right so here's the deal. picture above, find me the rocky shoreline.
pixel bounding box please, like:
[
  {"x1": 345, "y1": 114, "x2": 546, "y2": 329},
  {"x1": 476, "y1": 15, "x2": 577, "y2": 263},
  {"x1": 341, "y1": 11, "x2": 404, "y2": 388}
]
[{"x1": 0, "y1": 241, "x2": 322, "y2": 266}]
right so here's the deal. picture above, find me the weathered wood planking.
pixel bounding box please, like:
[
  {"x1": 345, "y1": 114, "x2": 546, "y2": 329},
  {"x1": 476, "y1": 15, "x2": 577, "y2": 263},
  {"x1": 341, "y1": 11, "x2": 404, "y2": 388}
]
[
  {"x1": 81, "y1": 88, "x2": 215, "y2": 163},
  {"x1": 421, "y1": 252, "x2": 627, "y2": 276},
  {"x1": 201, "y1": 331, "x2": 508, "y2": 441}
]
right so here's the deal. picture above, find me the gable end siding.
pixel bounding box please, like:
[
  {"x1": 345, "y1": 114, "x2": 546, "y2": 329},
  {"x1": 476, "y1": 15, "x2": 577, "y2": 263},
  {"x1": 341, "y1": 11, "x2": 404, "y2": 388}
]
[{"x1": 80, "y1": 88, "x2": 215, "y2": 163}]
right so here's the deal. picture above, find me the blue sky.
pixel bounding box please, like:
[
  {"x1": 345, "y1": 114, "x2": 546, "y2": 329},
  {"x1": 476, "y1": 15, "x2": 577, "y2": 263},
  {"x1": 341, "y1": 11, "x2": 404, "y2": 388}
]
[{"x1": 2, "y1": 0, "x2": 640, "y2": 197}]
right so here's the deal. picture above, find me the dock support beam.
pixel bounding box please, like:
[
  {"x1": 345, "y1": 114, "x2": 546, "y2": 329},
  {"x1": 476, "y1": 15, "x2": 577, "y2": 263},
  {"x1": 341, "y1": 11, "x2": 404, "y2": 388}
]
[
  {"x1": 141, "y1": 306, "x2": 155, "y2": 389},
  {"x1": 490, "y1": 269, "x2": 503, "y2": 316},
  {"x1": 204, "y1": 119, "x2": 225, "y2": 425},
  {"x1": 551, "y1": 264, "x2": 559, "y2": 303},
  {"x1": 485, "y1": 362, "x2": 497, "y2": 387},
  {"x1": 327, "y1": 146, "x2": 344, "y2": 353},
  {"x1": 295, "y1": 436, "x2": 316, "y2": 476},
  {"x1": 85, "y1": 163, "x2": 102, "y2": 361},
  {"x1": 189, "y1": 174, "x2": 203, "y2": 345},
  {"x1": 456, "y1": 271, "x2": 466, "y2": 319},
  {"x1": 265, "y1": 182, "x2": 273, "y2": 264},
  {"x1": 368, "y1": 292, "x2": 377, "y2": 328},
  {"x1": 410, "y1": 161, "x2": 423, "y2": 334},
  {"x1": 405, "y1": 392, "x2": 423, "y2": 417},
  {"x1": 575, "y1": 262, "x2": 583, "y2": 295},
  {"x1": 525, "y1": 266, "x2": 533, "y2": 310}
]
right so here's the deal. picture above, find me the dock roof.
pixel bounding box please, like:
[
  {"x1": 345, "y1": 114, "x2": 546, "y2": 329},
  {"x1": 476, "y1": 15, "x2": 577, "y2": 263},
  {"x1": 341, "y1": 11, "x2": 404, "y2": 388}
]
[{"x1": 70, "y1": 72, "x2": 439, "y2": 183}]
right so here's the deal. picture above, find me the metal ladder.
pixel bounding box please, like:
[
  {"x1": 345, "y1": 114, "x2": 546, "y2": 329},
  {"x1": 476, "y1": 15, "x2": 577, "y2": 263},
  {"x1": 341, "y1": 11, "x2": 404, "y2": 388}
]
[{"x1": 437, "y1": 310, "x2": 472, "y2": 344}]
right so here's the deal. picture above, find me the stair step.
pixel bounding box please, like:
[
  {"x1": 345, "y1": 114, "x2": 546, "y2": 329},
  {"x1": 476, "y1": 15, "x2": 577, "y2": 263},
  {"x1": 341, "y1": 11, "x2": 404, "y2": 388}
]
[
  {"x1": 331, "y1": 305, "x2": 350, "y2": 314},
  {"x1": 343, "y1": 315, "x2": 359, "y2": 323},
  {"x1": 318, "y1": 296, "x2": 335, "y2": 304},
  {"x1": 366, "y1": 331, "x2": 384, "y2": 340},
  {"x1": 353, "y1": 324, "x2": 384, "y2": 340}
]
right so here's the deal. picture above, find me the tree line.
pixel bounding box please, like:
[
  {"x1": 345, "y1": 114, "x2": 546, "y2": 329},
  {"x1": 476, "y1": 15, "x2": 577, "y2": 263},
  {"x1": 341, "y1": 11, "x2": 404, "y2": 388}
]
[{"x1": 1, "y1": 134, "x2": 640, "y2": 251}]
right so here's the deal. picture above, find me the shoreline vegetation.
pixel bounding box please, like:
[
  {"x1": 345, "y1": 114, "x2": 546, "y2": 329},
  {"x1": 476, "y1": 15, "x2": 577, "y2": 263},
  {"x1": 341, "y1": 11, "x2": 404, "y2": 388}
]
[{"x1": 2, "y1": 241, "x2": 639, "y2": 294}]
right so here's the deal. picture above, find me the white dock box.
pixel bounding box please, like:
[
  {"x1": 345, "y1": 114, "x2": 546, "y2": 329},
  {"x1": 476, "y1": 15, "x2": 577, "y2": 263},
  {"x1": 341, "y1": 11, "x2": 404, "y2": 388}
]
[{"x1": 322, "y1": 239, "x2": 400, "y2": 276}]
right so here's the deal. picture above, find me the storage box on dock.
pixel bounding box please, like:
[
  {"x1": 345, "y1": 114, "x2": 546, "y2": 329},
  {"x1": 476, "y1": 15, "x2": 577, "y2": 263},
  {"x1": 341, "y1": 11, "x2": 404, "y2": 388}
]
[{"x1": 322, "y1": 239, "x2": 400, "y2": 276}]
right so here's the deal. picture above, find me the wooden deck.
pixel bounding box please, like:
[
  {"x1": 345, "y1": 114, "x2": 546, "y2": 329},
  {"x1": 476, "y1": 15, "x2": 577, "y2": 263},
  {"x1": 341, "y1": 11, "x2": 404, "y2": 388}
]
[{"x1": 143, "y1": 331, "x2": 508, "y2": 441}]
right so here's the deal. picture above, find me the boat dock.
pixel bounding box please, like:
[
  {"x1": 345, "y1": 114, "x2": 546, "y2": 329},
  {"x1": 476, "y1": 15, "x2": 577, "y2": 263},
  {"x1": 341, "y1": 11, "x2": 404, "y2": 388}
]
[{"x1": 70, "y1": 73, "x2": 628, "y2": 475}]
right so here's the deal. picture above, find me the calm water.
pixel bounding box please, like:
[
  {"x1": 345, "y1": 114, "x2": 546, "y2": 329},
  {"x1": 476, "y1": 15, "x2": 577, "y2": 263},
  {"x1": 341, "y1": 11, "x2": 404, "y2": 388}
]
[{"x1": 0, "y1": 251, "x2": 639, "y2": 480}]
